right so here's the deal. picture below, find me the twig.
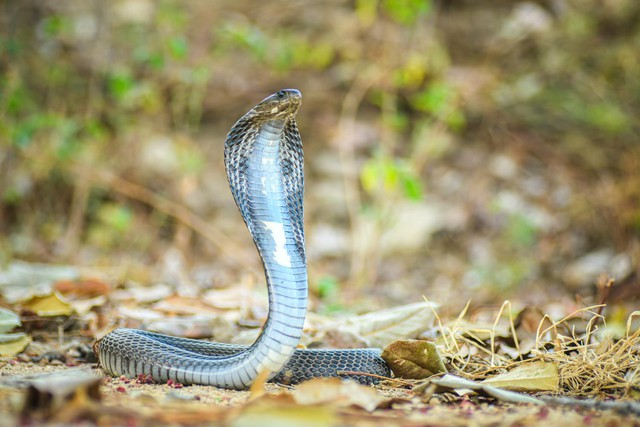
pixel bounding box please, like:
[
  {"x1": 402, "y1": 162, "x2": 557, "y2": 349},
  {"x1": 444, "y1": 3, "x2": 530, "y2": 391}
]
[
  {"x1": 540, "y1": 395, "x2": 640, "y2": 416},
  {"x1": 335, "y1": 371, "x2": 408, "y2": 386},
  {"x1": 593, "y1": 276, "x2": 614, "y2": 329},
  {"x1": 75, "y1": 167, "x2": 248, "y2": 264}
]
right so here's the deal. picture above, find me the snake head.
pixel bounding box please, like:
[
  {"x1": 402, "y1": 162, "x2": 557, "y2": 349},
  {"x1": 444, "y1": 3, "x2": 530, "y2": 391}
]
[{"x1": 251, "y1": 89, "x2": 302, "y2": 121}]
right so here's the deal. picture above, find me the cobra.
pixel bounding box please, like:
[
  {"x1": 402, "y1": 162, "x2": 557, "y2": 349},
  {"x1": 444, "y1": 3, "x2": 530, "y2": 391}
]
[{"x1": 96, "y1": 89, "x2": 390, "y2": 390}]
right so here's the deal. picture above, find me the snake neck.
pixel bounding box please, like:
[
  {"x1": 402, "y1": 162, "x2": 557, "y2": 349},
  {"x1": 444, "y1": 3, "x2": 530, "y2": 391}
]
[{"x1": 228, "y1": 117, "x2": 308, "y2": 378}]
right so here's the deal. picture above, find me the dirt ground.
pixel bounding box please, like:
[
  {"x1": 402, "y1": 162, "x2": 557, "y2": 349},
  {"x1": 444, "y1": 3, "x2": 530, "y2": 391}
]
[{"x1": 1, "y1": 360, "x2": 638, "y2": 427}]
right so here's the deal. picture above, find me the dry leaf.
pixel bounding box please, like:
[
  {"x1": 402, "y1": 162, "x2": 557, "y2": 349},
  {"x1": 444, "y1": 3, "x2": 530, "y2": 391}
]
[
  {"x1": 54, "y1": 279, "x2": 110, "y2": 298},
  {"x1": 325, "y1": 302, "x2": 437, "y2": 348},
  {"x1": 0, "y1": 333, "x2": 32, "y2": 356},
  {"x1": 146, "y1": 315, "x2": 219, "y2": 338},
  {"x1": 67, "y1": 296, "x2": 107, "y2": 316},
  {"x1": 482, "y1": 361, "x2": 559, "y2": 392},
  {"x1": 126, "y1": 283, "x2": 173, "y2": 303},
  {"x1": 382, "y1": 339, "x2": 446, "y2": 379},
  {"x1": 0, "y1": 261, "x2": 79, "y2": 303},
  {"x1": 441, "y1": 318, "x2": 511, "y2": 342},
  {"x1": 22, "y1": 292, "x2": 73, "y2": 316},
  {"x1": 152, "y1": 295, "x2": 223, "y2": 316},
  {"x1": 294, "y1": 378, "x2": 384, "y2": 412},
  {"x1": 514, "y1": 306, "x2": 556, "y2": 355},
  {"x1": 22, "y1": 368, "x2": 102, "y2": 423},
  {"x1": 232, "y1": 394, "x2": 337, "y2": 427},
  {"x1": 248, "y1": 368, "x2": 271, "y2": 401}
]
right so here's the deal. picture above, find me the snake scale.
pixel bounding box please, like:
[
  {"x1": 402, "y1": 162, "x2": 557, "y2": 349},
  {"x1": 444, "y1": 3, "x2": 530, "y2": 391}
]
[{"x1": 96, "y1": 89, "x2": 390, "y2": 390}]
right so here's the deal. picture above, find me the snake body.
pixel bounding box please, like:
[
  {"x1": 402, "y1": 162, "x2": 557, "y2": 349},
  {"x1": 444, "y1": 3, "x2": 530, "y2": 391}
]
[{"x1": 96, "y1": 89, "x2": 390, "y2": 390}]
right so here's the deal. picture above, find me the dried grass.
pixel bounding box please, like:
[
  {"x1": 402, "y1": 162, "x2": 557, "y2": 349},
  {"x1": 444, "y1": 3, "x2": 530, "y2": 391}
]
[{"x1": 427, "y1": 296, "x2": 640, "y2": 398}]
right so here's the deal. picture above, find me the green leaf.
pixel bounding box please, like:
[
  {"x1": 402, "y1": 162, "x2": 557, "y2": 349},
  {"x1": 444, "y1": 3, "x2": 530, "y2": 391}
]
[
  {"x1": 98, "y1": 204, "x2": 133, "y2": 233},
  {"x1": 401, "y1": 174, "x2": 423, "y2": 201},
  {"x1": 361, "y1": 157, "x2": 423, "y2": 201},
  {"x1": 168, "y1": 36, "x2": 189, "y2": 59},
  {"x1": 317, "y1": 276, "x2": 339, "y2": 300},
  {"x1": 412, "y1": 83, "x2": 454, "y2": 115},
  {"x1": 382, "y1": 0, "x2": 431, "y2": 25},
  {"x1": 108, "y1": 71, "x2": 135, "y2": 101}
]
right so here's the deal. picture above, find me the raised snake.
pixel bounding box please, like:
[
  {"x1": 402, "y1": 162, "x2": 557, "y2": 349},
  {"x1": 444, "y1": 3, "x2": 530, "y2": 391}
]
[{"x1": 95, "y1": 89, "x2": 390, "y2": 390}]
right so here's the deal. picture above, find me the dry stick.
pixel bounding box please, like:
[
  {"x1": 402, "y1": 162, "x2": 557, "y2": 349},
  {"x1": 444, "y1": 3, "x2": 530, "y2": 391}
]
[
  {"x1": 592, "y1": 276, "x2": 614, "y2": 330},
  {"x1": 334, "y1": 71, "x2": 382, "y2": 287},
  {"x1": 76, "y1": 167, "x2": 248, "y2": 265},
  {"x1": 540, "y1": 395, "x2": 640, "y2": 416},
  {"x1": 61, "y1": 178, "x2": 90, "y2": 257}
]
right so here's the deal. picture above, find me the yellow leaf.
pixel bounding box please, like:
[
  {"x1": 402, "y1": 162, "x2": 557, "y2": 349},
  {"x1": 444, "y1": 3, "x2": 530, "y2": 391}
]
[
  {"x1": 482, "y1": 361, "x2": 559, "y2": 392},
  {"x1": 327, "y1": 302, "x2": 437, "y2": 348},
  {"x1": 294, "y1": 378, "x2": 383, "y2": 412},
  {"x1": 22, "y1": 292, "x2": 73, "y2": 317},
  {"x1": 0, "y1": 333, "x2": 31, "y2": 356},
  {"x1": 232, "y1": 394, "x2": 336, "y2": 427}
]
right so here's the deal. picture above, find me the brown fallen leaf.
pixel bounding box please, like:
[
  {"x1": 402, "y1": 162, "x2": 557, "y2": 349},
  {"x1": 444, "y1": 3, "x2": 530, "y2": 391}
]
[
  {"x1": 293, "y1": 378, "x2": 384, "y2": 412},
  {"x1": 22, "y1": 368, "x2": 102, "y2": 423},
  {"x1": 322, "y1": 302, "x2": 437, "y2": 348},
  {"x1": 481, "y1": 360, "x2": 559, "y2": 392},
  {"x1": 382, "y1": 339, "x2": 447, "y2": 379},
  {"x1": 54, "y1": 278, "x2": 111, "y2": 298},
  {"x1": 514, "y1": 306, "x2": 557, "y2": 355}
]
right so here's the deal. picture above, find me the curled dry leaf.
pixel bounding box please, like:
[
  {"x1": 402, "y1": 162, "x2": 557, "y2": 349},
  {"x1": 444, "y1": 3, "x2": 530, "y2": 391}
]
[
  {"x1": 22, "y1": 292, "x2": 73, "y2": 317},
  {"x1": 323, "y1": 302, "x2": 437, "y2": 348},
  {"x1": 294, "y1": 378, "x2": 384, "y2": 412},
  {"x1": 482, "y1": 360, "x2": 559, "y2": 392},
  {"x1": 232, "y1": 394, "x2": 337, "y2": 427},
  {"x1": 382, "y1": 339, "x2": 446, "y2": 379},
  {"x1": 0, "y1": 333, "x2": 32, "y2": 356}
]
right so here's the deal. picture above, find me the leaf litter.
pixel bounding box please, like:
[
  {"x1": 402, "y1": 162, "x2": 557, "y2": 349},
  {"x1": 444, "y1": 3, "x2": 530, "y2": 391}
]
[{"x1": 1, "y1": 262, "x2": 640, "y2": 425}]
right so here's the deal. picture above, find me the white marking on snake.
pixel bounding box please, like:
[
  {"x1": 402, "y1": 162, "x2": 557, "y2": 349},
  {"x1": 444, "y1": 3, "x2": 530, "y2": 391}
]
[
  {"x1": 261, "y1": 220, "x2": 292, "y2": 267},
  {"x1": 270, "y1": 107, "x2": 279, "y2": 114},
  {"x1": 262, "y1": 158, "x2": 274, "y2": 165},
  {"x1": 260, "y1": 176, "x2": 268, "y2": 195}
]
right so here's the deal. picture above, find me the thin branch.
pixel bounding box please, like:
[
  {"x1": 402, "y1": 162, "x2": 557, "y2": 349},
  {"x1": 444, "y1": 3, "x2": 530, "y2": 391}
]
[{"x1": 75, "y1": 167, "x2": 249, "y2": 265}]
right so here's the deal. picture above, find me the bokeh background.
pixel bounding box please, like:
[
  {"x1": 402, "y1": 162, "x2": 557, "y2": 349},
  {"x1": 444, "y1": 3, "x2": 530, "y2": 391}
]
[{"x1": 1, "y1": 0, "x2": 638, "y2": 315}]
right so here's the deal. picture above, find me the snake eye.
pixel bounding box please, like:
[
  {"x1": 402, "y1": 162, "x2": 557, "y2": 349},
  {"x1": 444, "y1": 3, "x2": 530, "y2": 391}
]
[{"x1": 276, "y1": 90, "x2": 287, "y2": 99}]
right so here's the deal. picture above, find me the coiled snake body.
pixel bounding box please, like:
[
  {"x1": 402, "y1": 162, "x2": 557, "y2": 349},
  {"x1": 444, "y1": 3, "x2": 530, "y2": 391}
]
[{"x1": 96, "y1": 89, "x2": 390, "y2": 390}]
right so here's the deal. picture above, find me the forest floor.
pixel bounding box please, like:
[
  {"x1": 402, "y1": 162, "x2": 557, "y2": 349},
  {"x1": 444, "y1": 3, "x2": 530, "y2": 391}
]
[
  {"x1": 1, "y1": 265, "x2": 639, "y2": 426},
  {"x1": 1, "y1": 359, "x2": 638, "y2": 426}
]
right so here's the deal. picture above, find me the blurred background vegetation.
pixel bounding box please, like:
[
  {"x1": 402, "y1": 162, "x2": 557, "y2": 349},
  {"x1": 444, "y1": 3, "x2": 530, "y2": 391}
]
[{"x1": 1, "y1": 0, "x2": 638, "y2": 314}]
